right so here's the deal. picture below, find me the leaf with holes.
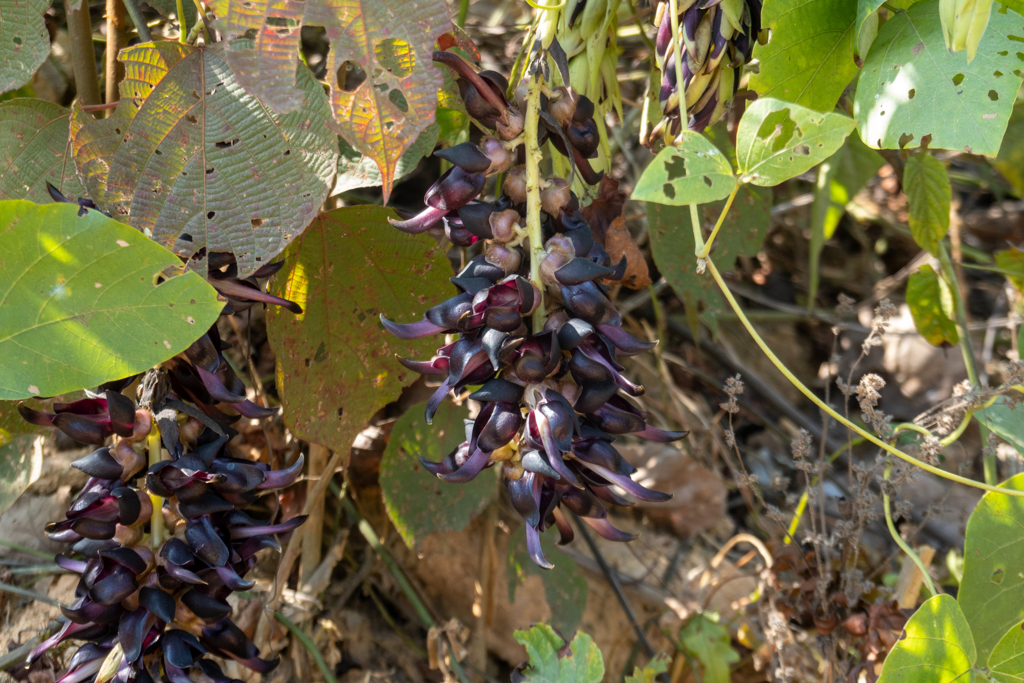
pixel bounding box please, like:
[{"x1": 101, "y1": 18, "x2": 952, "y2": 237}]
[
  {"x1": 380, "y1": 399, "x2": 493, "y2": 548},
  {"x1": 854, "y1": 1, "x2": 1024, "y2": 156},
  {"x1": 735, "y1": 98, "x2": 856, "y2": 186},
  {"x1": 265, "y1": 206, "x2": 452, "y2": 461},
  {"x1": 906, "y1": 265, "x2": 958, "y2": 346},
  {"x1": 749, "y1": 0, "x2": 858, "y2": 113},
  {"x1": 632, "y1": 132, "x2": 736, "y2": 206},
  {"x1": 877, "y1": 594, "x2": 976, "y2": 683},
  {"x1": 904, "y1": 154, "x2": 950, "y2": 255},
  {"x1": 69, "y1": 42, "x2": 337, "y2": 278},
  {"x1": 0, "y1": 200, "x2": 223, "y2": 400},
  {"x1": 334, "y1": 122, "x2": 437, "y2": 196},
  {"x1": 648, "y1": 184, "x2": 771, "y2": 336},
  {"x1": 679, "y1": 614, "x2": 739, "y2": 683},
  {"x1": 513, "y1": 624, "x2": 604, "y2": 683},
  {"x1": 0, "y1": 0, "x2": 49, "y2": 95},
  {"x1": 508, "y1": 526, "x2": 588, "y2": 637},
  {"x1": 209, "y1": 0, "x2": 451, "y2": 203},
  {"x1": 957, "y1": 471, "x2": 1024, "y2": 664},
  {"x1": 0, "y1": 99, "x2": 84, "y2": 203}
]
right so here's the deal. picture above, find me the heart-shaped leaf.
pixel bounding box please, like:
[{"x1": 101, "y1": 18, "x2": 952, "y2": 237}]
[
  {"x1": 0, "y1": 200, "x2": 223, "y2": 400},
  {"x1": 632, "y1": 132, "x2": 735, "y2": 206},
  {"x1": 877, "y1": 594, "x2": 976, "y2": 683},
  {"x1": 70, "y1": 42, "x2": 338, "y2": 278},
  {"x1": 0, "y1": 99, "x2": 84, "y2": 203}
]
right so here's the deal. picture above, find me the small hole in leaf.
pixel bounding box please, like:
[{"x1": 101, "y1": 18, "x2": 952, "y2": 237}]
[
  {"x1": 374, "y1": 38, "x2": 416, "y2": 78},
  {"x1": 180, "y1": 233, "x2": 193, "y2": 242},
  {"x1": 908, "y1": 88, "x2": 915, "y2": 99},
  {"x1": 794, "y1": 144, "x2": 810, "y2": 155},
  {"x1": 703, "y1": 175, "x2": 712, "y2": 187},
  {"x1": 662, "y1": 183, "x2": 676, "y2": 199},
  {"x1": 155, "y1": 149, "x2": 162, "y2": 155},
  {"x1": 989, "y1": 89, "x2": 999, "y2": 100},
  {"x1": 186, "y1": 115, "x2": 198, "y2": 124},
  {"x1": 1018, "y1": 52, "x2": 1024, "y2": 61},
  {"x1": 13, "y1": 36, "x2": 21, "y2": 45},
  {"x1": 337, "y1": 60, "x2": 367, "y2": 92},
  {"x1": 205, "y1": 167, "x2": 214, "y2": 175},
  {"x1": 214, "y1": 138, "x2": 239, "y2": 149},
  {"x1": 251, "y1": 218, "x2": 263, "y2": 229},
  {"x1": 952, "y1": 73, "x2": 965, "y2": 85},
  {"x1": 993, "y1": 568, "x2": 1005, "y2": 584},
  {"x1": 337, "y1": 408, "x2": 344, "y2": 417},
  {"x1": 665, "y1": 155, "x2": 687, "y2": 180},
  {"x1": 389, "y1": 88, "x2": 409, "y2": 112},
  {"x1": 207, "y1": 211, "x2": 215, "y2": 219},
  {"x1": 995, "y1": 70, "x2": 1004, "y2": 77}
]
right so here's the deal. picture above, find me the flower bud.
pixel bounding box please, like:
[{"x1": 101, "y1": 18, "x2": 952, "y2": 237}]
[
  {"x1": 547, "y1": 86, "x2": 577, "y2": 126},
  {"x1": 539, "y1": 235, "x2": 575, "y2": 285},
  {"x1": 496, "y1": 106, "x2": 525, "y2": 141},
  {"x1": 541, "y1": 178, "x2": 571, "y2": 216},
  {"x1": 504, "y1": 166, "x2": 527, "y2": 204},
  {"x1": 484, "y1": 242, "x2": 522, "y2": 274},
  {"x1": 488, "y1": 209, "x2": 520, "y2": 243},
  {"x1": 480, "y1": 137, "x2": 512, "y2": 174}
]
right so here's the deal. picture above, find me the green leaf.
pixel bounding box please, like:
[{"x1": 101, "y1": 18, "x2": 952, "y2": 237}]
[
  {"x1": 0, "y1": 433, "x2": 42, "y2": 517},
  {"x1": 0, "y1": 0, "x2": 49, "y2": 94},
  {"x1": 906, "y1": 265, "x2": 959, "y2": 346},
  {"x1": 632, "y1": 132, "x2": 736, "y2": 205},
  {"x1": 625, "y1": 654, "x2": 670, "y2": 683},
  {"x1": 989, "y1": 619, "x2": 1024, "y2": 682},
  {"x1": 70, "y1": 42, "x2": 338, "y2": 278},
  {"x1": 877, "y1": 594, "x2": 976, "y2": 683},
  {"x1": 994, "y1": 248, "x2": 1024, "y2": 293},
  {"x1": 957, "y1": 472, "x2": 1024, "y2": 663},
  {"x1": 265, "y1": 206, "x2": 453, "y2": 459},
  {"x1": 994, "y1": 105, "x2": 1024, "y2": 198},
  {"x1": 209, "y1": 0, "x2": 451, "y2": 203},
  {"x1": 679, "y1": 614, "x2": 739, "y2": 683},
  {"x1": 749, "y1": 0, "x2": 858, "y2": 113},
  {"x1": 334, "y1": 122, "x2": 438, "y2": 196},
  {"x1": 854, "y1": 0, "x2": 1024, "y2": 156},
  {"x1": 857, "y1": 0, "x2": 884, "y2": 57},
  {"x1": 648, "y1": 185, "x2": 771, "y2": 335},
  {"x1": 904, "y1": 154, "x2": 951, "y2": 255},
  {"x1": 975, "y1": 399, "x2": 1024, "y2": 458},
  {"x1": 141, "y1": 0, "x2": 197, "y2": 33},
  {"x1": 735, "y1": 97, "x2": 856, "y2": 186},
  {"x1": 380, "y1": 399, "x2": 493, "y2": 548},
  {"x1": 0, "y1": 99, "x2": 84, "y2": 204},
  {"x1": 513, "y1": 624, "x2": 605, "y2": 683},
  {"x1": 508, "y1": 526, "x2": 588, "y2": 637},
  {"x1": 0, "y1": 200, "x2": 223, "y2": 400}
]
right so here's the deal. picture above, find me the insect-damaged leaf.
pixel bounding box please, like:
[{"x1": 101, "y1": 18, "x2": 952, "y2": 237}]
[
  {"x1": 208, "y1": 0, "x2": 452, "y2": 203},
  {"x1": 632, "y1": 131, "x2": 736, "y2": 206},
  {"x1": 0, "y1": 200, "x2": 223, "y2": 400},
  {"x1": 69, "y1": 42, "x2": 338, "y2": 278},
  {"x1": 0, "y1": 99, "x2": 84, "y2": 203},
  {"x1": 265, "y1": 206, "x2": 453, "y2": 461},
  {"x1": 0, "y1": 0, "x2": 49, "y2": 95}
]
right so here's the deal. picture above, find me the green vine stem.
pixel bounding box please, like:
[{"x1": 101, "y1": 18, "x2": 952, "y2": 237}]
[
  {"x1": 696, "y1": 182, "x2": 740, "y2": 259},
  {"x1": 525, "y1": 74, "x2": 546, "y2": 330},
  {"x1": 121, "y1": 0, "x2": 153, "y2": 42},
  {"x1": 702, "y1": 252, "x2": 1024, "y2": 498},
  {"x1": 146, "y1": 426, "x2": 165, "y2": 548},
  {"x1": 667, "y1": 0, "x2": 686, "y2": 144},
  {"x1": 883, "y1": 465, "x2": 938, "y2": 598},
  {"x1": 274, "y1": 612, "x2": 339, "y2": 683}
]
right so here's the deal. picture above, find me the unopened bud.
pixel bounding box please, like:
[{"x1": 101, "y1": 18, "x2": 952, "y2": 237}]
[
  {"x1": 504, "y1": 166, "x2": 527, "y2": 204},
  {"x1": 547, "y1": 86, "x2": 577, "y2": 126},
  {"x1": 488, "y1": 209, "x2": 521, "y2": 243},
  {"x1": 541, "y1": 178, "x2": 571, "y2": 216}
]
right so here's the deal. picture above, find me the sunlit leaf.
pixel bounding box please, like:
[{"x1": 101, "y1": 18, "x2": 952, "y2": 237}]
[
  {"x1": 906, "y1": 265, "x2": 958, "y2": 346},
  {"x1": 856, "y1": 0, "x2": 884, "y2": 56},
  {"x1": 975, "y1": 402, "x2": 1024, "y2": 463},
  {"x1": 990, "y1": 618, "x2": 1024, "y2": 681},
  {"x1": 877, "y1": 594, "x2": 976, "y2": 683},
  {"x1": 632, "y1": 132, "x2": 736, "y2": 206},
  {"x1": 749, "y1": 0, "x2": 858, "y2": 113},
  {"x1": 904, "y1": 154, "x2": 950, "y2": 255},
  {"x1": 508, "y1": 526, "x2": 588, "y2": 636},
  {"x1": 381, "y1": 399, "x2": 493, "y2": 548},
  {"x1": 735, "y1": 98, "x2": 856, "y2": 186},
  {"x1": 209, "y1": 0, "x2": 452, "y2": 202},
  {"x1": 513, "y1": 624, "x2": 604, "y2": 683},
  {"x1": 679, "y1": 614, "x2": 738, "y2": 683},
  {"x1": 70, "y1": 42, "x2": 338, "y2": 278},
  {"x1": 957, "y1": 472, "x2": 1024, "y2": 663},
  {"x1": 265, "y1": 206, "x2": 452, "y2": 460},
  {"x1": 854, "y1": 1, "x2": 1024, "y2": 156},
  {"x1": 0, "y1": 200, "x2": 223, "y2": 400},
  {"x1": 0, "y1": 99, "x2": 84, "y2": 203},
  {"x1": 0, "y1": 0, "x2": 49, "y2": 95}
]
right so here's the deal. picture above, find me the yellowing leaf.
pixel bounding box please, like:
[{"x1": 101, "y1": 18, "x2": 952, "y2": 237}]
[
  {"x1": 209, "y1": 0, "x2": 452, "y2": 202},
  {"x1": 906, "y1": 265, "x2": 958, "y2": 347},
  {"x1": 904, "y1": 154, "x2": 950, "y2": 256},
  {"x1": 994, "y1": 248, "x2": 1024, "y2": 293}
]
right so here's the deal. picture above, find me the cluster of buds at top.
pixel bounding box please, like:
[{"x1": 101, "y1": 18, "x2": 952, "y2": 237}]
[
  {"x1": 939, "y1": 0, "x2": 993, "y2": 63},
  {"x1": 18, "y1": 243, "x2": 305, "y2": 682},
  {"x1": 381, "y1": 57, "x2": 684, "y2": 568},
  {"x1": 651, "y1": 0, "x2": 763, "y2": 137}
]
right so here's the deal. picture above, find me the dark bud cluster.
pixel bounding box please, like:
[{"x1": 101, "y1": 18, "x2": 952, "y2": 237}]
[
  {"x1": 652, "y1": 0, "x2": 763, "y2": 136},
  {"x1": 382, "y1": 59, "x2": 685, "y2": 568}
]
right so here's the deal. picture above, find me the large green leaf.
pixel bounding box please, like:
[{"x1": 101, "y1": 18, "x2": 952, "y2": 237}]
[
  {"x1": 266, "y1": 206, "x2": 452, "y2": 459},
  {"x1": 0, "y1": 0, "x2": 49, "y2": 94},
  {"x1": 209, "y1": 0, "x2": 451, "y2": 203},
  {"x1": 70, "y1": 42, "x2": 338, "y2": 278},
  {"x1": 513, "y1": 624, "x2": 604, "y2": 683},
  {"x1": 877, "y1": 594, "x2": 976, "y2": 683},
  {"x1": 508, "y1": 526, "x2": 588, "y2": 637},
  {"x1": 994, "y1": 105, "x2": 1024, "y2": 196},
  {"x1": 0, "y1": 99, "x2": 84, "y2": 204},
  {"x1": 632, "y1": 132, "x2": 736, "y2": 206},
  {"x1": 975, "y1": 399, "x2": 1024, "y2": 457},
  {"x1": 958, "y1": 472, "x2": 1024, "y2": 663},
  {"x1": 990, "y1": 619, "x2": 1024, "y2": 682},
  {"x1": 856, "y1": 0, "x2": 885, "y2": 56},
  {"x1": 854, "y1": 0, "x2": 1024, "y2": 156},
  {"x1": 334, "y1": 122, "x2": 438, "y2": 196},
  {"x1": 748, "y1": 0, "x2": 858, "y2": 113},
  {"x1": 906, "y1": 265, "x2": 958, "y2": 346},
  {"x1": 735, "y1": 98, "x2": 856, "y2": 186},
  {"x1": 380, "y1": 399, "x2": 493, "y2": 548},
  {"x1": 0, "y1": 200, "x2": 223, "y2": 400},
  {"x1": 904, "y1": 154, "x2": 950, "y2": 255},
  {"x1": 648, "y1": 185, "x2": 771, "y2": 335},
  {"x1": 679, "y1": 614, "x2": 739, "y2": 683}
]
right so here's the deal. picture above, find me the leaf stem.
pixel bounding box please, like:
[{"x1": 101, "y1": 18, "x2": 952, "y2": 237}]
[
  {"x1": 696, "y1": 182, "x2": 740, "y2": 259},
  {"x1": 147, "y1": 427, "x2": 165, "y2": 548},
  {"x1": 105, "y1": 0, "x2": 127, "y2": 106},
  {"x1": 457, "y1": 0, "x2": 469, "y2": 26},
  {"x1": 667, "y1": 0, "x2": 686, "y2": 140},
  {"x1": 703, "y1": 255, "x2": 1024, "y2": 497},
  {"x1": 883, "y1": 465, "x2": 937, "y2": 598},
  {"x1": 176, "y1": 0, "x2": 188, "y2": 42},
  {"x1": 525, "y1": 74, "x2": 547, "y2": 331},
  {"x1": 65, "y1": 0, "x2": 102, "y2": 109}
]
